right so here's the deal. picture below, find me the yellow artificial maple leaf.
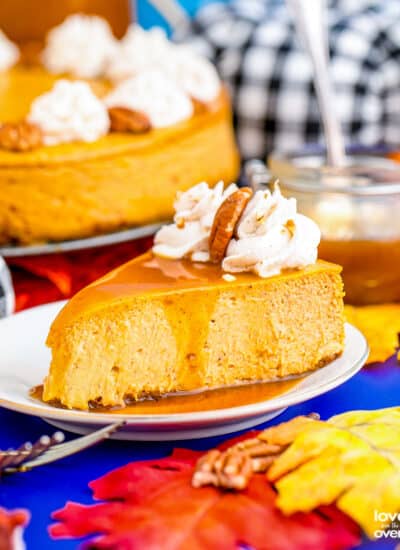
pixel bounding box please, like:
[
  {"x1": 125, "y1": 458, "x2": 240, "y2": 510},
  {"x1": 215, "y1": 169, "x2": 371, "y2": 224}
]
[
  {"x1": 268, "y1": 407, "x2": 400, "y2": 538},
  {"x1": 344, "y1": 304, "x2": 400, "y2": 364}
]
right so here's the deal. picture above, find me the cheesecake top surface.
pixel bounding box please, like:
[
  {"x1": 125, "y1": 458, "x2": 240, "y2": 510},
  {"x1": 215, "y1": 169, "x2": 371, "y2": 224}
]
[
  {"x1": 50, "y1": 251, "x2": 342, "y2": 333},
  {"x1": 0, "y1": 68, "x2": 229, "y2": 167}
]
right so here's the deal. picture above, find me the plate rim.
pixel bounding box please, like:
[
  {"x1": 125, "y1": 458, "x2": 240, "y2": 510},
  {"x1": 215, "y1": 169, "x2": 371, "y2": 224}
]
[
  {"x1": 0, "y1": 222, "x2": 163, "y2": 257},
  {"x1": 0, "y1": 301, "x2": 369, "y2": 425},
  {"x1": 44, "y1": 409, "x2": 288, "y2": 441}
]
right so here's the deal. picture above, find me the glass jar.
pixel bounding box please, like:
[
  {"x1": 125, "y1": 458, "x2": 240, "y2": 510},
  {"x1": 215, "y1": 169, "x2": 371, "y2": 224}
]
[{"x1": 268, "y1": 148, "x2": 400, "y2": 305}]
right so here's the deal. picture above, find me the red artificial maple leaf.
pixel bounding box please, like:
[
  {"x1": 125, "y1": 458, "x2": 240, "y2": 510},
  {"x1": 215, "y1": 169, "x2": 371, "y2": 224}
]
[
  {"x1": 9, "y1": 236, "x2": 153, "y2": 311},
  {"x1": 50, "y1": 446, "x2": 361, "y2": 550}
]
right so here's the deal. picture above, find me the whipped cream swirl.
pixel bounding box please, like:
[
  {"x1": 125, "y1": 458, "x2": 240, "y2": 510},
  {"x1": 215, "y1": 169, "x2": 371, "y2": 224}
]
[
  {"x1": 42, "y1": 14, "x2": 117, "y2": 78},
  {"x1": 223, "y1": 186, "x2": 321, "y2": 277},
  {"x1": 106, "y1": 25, "x2": 171, "y2": 82},
  {"x1": 0, "y1": 30, "x2": 19, "y2": 71},
  {"x1": 106, "y1": 25, "x2": 221, "y2": 103},
  {"x1": 104, "y1": 70, "x2": 194, "y2": 128},
  {"x1": 28, "y1": 80, "x2": 110, "y2": 145},
  {"x1": 153, "y1": 181, "x2": 237, "y2": 262},
  {"x1": 163, "y1": 45, "x2": 221, "y2": 103}
]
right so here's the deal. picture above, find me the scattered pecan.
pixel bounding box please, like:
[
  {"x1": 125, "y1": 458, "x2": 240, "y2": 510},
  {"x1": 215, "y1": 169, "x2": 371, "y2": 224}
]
[
  {"x1": 209, "y1": 187, "x2": 253, "y2": 264},
  {"x1": 108, "y1": 107, "x2": 151, "y2": 134},
  {"x1": 0, "y1": 121, "x2": 43, "y2": 152},
  {"x1": 192, "y1": 413, "x2": 320, "y2": 490},
  {"x1": 193, "y1": 448, "x2": 253, "y2": 490}
]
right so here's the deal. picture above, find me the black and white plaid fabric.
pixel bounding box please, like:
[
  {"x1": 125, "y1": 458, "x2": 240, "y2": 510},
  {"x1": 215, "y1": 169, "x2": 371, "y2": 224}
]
[
  {"x1": 177, "y1": 0, "x2": 400, "y2": 159},
  {"x1": 0, "y1": 256, "x2": 14, "y2": 317}
]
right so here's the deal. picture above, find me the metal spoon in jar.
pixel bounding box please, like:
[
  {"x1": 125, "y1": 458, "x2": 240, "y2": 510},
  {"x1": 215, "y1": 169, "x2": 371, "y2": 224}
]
[{"x1": 285, "y1": 0, "x2": 346, "y2": 167}]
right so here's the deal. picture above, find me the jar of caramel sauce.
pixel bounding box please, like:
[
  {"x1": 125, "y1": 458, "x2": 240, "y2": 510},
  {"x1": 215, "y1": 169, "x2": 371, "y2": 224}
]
[
  {"x1": 268, "y1": 150, "x2": 400, "y2": 305},
  {"x1": 319, "y1": 239, "x2": 400, "y2": 304}
]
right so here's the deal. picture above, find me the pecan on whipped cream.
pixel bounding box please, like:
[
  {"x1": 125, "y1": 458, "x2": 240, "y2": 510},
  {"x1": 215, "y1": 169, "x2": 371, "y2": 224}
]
[
  {"x1": 108, "y1": 107, "x2": 151, "y2": 133},
  {"x1": 0, "y1": 121, "x2": 43, "y2": 152},
  {"x1": 28, "y1": 80, "x2": 110, "y2": 145},
  {"x1": 42, "y1": 14, "x2": 117, "y2": 78},
  {"x1": 104, "y1": 70, "x2": 194, "y2": 128},
  {"x1": 0, "y1": 30, "x2": 19, "y2": 71},
  {"x1": 153, "y1": 181, "x2": 321, "y2": 278},
  {"x1": 153, "y1": 181, "x2": 238, "y2": 262},
  {"x1": 223, "y1": 186, "x2": 321, "y2": 277},
  {"x1": 209, "y1": 187, "x2": 253, "y2": 263}
]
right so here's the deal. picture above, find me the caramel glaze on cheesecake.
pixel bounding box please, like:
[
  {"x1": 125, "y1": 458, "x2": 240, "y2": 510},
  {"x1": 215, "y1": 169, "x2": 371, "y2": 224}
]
[{"x1": 43, "y1": 251, "x2": 345, "y2": 411}]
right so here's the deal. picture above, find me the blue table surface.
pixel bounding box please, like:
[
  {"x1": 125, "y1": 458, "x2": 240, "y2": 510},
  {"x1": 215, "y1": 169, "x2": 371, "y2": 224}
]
[{"x1": 1, "y1": 355, "x2": 398, "y2": 550}]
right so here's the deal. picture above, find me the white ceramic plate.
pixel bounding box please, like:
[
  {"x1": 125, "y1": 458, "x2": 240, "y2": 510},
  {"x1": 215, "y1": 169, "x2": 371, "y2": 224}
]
[
  {"x1": 0, "y1": 223, "x2": 162, "y2": 257},
  {"x1": 0, "y1": 302, "x2": 369, "y2": 440}
]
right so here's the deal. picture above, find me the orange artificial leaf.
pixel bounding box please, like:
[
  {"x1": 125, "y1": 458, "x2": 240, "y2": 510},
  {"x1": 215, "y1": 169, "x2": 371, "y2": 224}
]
[
  {"x1": 344, "y1": 303, "x2": 400, "y2": 363},
  {"x1": 50, "y1": 447, "x2": 360, "y2": 550},
  {"x1": 388, "y1": 152, "x2": 400, "y2": 163}
]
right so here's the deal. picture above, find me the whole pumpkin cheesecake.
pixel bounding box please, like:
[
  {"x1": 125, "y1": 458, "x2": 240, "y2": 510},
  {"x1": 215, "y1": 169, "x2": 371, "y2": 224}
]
[
  {"x1": 43, "y1": 182, "x2": 345, "y2": 411},
  {"x1": 0, "y1": 14, "x2": 239, "y2": 245}
]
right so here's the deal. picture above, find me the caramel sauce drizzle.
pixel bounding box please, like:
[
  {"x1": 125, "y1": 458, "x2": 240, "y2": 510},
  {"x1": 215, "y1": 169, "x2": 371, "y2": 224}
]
[{"x1": 31, "y1": 378, "x2": 300, "y2": 415}]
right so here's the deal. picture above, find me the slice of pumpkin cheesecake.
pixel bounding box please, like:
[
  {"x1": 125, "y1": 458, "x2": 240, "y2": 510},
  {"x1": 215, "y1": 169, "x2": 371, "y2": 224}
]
[{"x1": 43, "y1": 182, "x2": 345, "y2": 410}]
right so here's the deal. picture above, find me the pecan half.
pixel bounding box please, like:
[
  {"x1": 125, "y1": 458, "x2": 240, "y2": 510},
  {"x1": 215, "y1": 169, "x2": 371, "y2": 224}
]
[
  {"x1": 0, "y1": 121, "x2": 43, "y2": 152},
  {"x1": 209, "y1": 187, "x2": 253, "y2": 263},
  {"x1": 108, "y1": 107, "x2": 151, "y2": 134},
  {"x1": 192, "y1": 413, "x2": 320, "y2": 490},
  {"x1": 193, "y1": 448, "x2": 253, "y2": 490}
]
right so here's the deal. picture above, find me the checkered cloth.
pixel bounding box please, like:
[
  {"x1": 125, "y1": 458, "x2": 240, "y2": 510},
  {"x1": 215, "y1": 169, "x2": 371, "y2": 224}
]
[
  {"x1": 177, "y1": 0, "x2": 400, "y2": 159},
  {"x1": 0, "y1": 257, "x2": 14, "y2": 317}
]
